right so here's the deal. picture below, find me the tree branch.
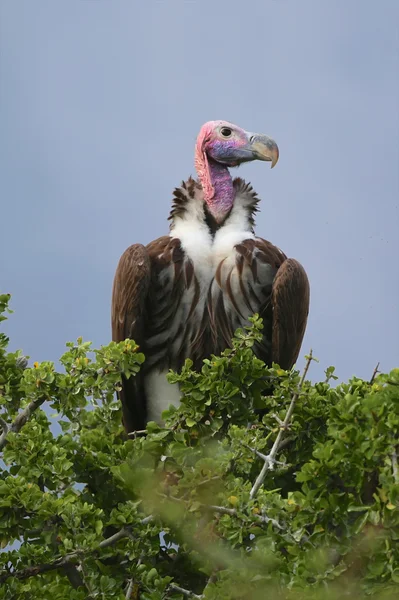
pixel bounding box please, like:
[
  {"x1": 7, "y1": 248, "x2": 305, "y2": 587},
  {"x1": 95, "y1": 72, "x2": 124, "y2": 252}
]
[
  {"x1": 168, "y1": 582, "x2": 203, "y2": 599},
  {"x1": 369, "y1": 362, "x2": 380, "y2": 384},
  {"x1": 0, "y1": 396, "x2": 48, "y2": 450},
  {"x1": 392, "y1": 449, "x2": 399, "y2": 484},
  {"x1": 157, "y1": 493, "x2": 283, "y2": 531},
  {"x1": 208, "y1": 504, "x2": 283, "y2": 530},
  {"x1": 0, "y1": 416, "x2": 9, "y2": 438},
  {"x1": 125, "y1": 578, "x2": 135, "y2": 599},
  {"x1": 0, "y1": 515, "x2": 153, "y2": 584},
  {"x1": 127, "y1": 429, "x2": 148, "y2": 437},
  {"x1": 128, "y1": 427, "x2": 188, "y2": 438},
  {"x1": 249, "y1": 350, "x2": 314, "y2": 499}
]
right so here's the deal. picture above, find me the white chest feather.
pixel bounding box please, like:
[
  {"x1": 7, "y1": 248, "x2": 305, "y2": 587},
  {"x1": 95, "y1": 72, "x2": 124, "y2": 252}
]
[
  {"x1": 145, "y1": 370, "x2": 181, "y2": 423},
  {"x1": 144, "y1": 186, "x2": 271, "y2": 424},
  {"x1": 170, "y1": 199, "x2": 254, "y2": 285}
]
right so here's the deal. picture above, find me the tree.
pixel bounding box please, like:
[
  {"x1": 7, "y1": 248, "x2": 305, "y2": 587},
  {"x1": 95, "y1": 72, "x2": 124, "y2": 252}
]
[{"x1": 0, "y1": 293, "x2": 398, "y2": 599}]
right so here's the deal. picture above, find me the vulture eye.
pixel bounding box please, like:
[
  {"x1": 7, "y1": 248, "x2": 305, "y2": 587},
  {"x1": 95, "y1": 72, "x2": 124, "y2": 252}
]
[{"x1": 220, "y1": 127, "x2": 232, "y2": 138}]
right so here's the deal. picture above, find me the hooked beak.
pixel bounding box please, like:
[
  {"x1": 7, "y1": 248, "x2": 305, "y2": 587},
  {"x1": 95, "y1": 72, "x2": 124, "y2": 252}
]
[{"x1": 249, "y1": 134, "x2": 279, "y2": 168}]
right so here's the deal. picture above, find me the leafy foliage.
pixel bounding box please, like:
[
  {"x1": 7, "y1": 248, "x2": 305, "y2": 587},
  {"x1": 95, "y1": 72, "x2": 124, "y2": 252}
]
[{"x1": 0, "y1": 293, "x2": 398, "y2": 599}]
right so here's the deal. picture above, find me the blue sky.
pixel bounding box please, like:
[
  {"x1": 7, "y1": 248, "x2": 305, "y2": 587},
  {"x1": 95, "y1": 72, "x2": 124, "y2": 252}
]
[{"x1": 1, "y1": 0, "x2": 398, "y2": 383}]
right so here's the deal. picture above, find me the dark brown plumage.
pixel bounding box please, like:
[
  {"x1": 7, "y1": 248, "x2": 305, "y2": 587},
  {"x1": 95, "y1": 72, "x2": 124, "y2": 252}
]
[{"x1": 112, "y1": 173, "x2": 310, "y2": 432}]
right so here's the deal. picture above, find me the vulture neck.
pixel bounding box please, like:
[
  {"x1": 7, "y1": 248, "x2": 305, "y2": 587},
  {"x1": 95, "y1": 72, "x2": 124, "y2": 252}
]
[
  {"x1": 168, "y1": 177, "x2": 260, "y2": 235},
  {"x1": 200, "y1": 157, "x2": 235, "y2": 223}
]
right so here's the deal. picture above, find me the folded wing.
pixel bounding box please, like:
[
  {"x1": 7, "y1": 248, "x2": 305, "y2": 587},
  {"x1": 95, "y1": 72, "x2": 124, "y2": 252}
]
[
  {"x1": 234, "y1": 238, "x2": 310, "y2": 370},
  {"x1": 270, "y1": 257, "x2": 310, "y2": 369},
  {"x1": 111, "y1": 243, "x2": 151, "y2": 432}
]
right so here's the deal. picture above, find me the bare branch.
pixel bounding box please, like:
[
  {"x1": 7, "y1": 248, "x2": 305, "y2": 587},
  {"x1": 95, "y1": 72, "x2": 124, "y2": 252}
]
[
  {"x1": 158, "y1": 493, "x2": 283, "y2": 531},
  {"x1": 208, "y1": 504, "x2": 236, "y2": 517},
  {"x1": 256, "y1": 511, "x2": 284, "y2": 529},
  {"x1": 370, "y1": 362, "x2": 380, "y2": 384},
  {"x1": 77, "y1": 560, "x2": 96, "y2": 598},
  {"x1": 125, "y1": 578, "x2": 135, "y2": 598},
  {"x1": 0, "y1": 416, "x2": 9, "y2": 438},
  {"x1": 241, "y1": 443, "x2": 286, "y2": 467},
  {"x1": 250, "y1": 350, "x2": 314, "y2": 499},
  {"x1": 208, "y1": 505, "x2": 283, "y2": 530},
  {"x1": 392, "y1": 449, "x2": 399, "y2": 484},
  {"x1": 0, "y1": 515, "x2": 153, "y2": 584},
  {"x1": 0, "y1": 396, "x2": 48, "y2": 451},
  {"x1": 127, "y1": 429, "x2": 148, "y2": 437},
  {"x1": 271, "y1": 413, "x2": 289, "y2": 429},
  {"x1": 168, "y1": 582, "x2": 203, "y2": 599},
  {"x1": 128, "y1": 427, "x2": 188, "y2": 438}
]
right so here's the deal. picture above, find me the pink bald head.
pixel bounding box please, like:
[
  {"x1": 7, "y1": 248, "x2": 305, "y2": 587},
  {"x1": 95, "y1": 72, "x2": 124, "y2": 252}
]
[
  {"x1": 195, "y1": 120, "x2": 248, "y2": 201},
  {"x1": 194, "y1": 120, "x2": 279, "y2": 222}
]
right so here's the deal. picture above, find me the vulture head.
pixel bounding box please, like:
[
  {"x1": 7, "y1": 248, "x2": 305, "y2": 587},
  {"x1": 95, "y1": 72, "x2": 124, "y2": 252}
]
[
  {"x1": 196, "y1": 120, "x2": 279, "y2": 168},
  {"x1": 195, "y1": 120, "x2": 279, "y2": 222}
]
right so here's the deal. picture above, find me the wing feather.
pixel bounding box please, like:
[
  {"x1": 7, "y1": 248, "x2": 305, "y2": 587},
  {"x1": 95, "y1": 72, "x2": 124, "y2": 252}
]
[
  {"x1": 112, "y1": 244, "x2": 151, "y2": 343},
  {"x1": 111, "y1": 244, "x2": 151, "y2": 432},
  {"x1": 236, "y1": 238, "x2": 309, "y2": 370},
  {"x1": 111, "y1": 237, "x2": 188, "y2": 432},
  {"x1": 270, "y1": 258, "x2": 310, "y2": 369}
]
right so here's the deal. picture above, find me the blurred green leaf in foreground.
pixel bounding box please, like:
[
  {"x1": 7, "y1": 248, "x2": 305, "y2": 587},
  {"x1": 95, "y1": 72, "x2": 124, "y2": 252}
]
[{"x1": 0, "y1": 293, "x2": 398, "y2": 599}]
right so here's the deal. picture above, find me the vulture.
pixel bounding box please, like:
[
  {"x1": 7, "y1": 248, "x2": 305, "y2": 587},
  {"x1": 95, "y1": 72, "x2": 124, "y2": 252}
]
[{"x1": 112, "y1": 120, "x2": 310, "y2": 432}]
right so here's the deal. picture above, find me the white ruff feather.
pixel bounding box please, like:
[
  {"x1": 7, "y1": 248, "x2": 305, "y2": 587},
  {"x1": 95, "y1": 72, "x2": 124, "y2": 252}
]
[{"x1": 170, "y1": 184, "x2": 254, "y2": 284}]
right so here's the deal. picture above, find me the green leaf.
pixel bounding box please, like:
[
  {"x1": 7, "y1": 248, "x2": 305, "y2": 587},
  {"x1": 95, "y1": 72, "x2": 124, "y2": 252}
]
[
  {"x1": 1, "y1": 308, "x2": 399, "y2": 598},
  {"x1": 95, "y1": 520, "x2": 103, "y2": 535}
]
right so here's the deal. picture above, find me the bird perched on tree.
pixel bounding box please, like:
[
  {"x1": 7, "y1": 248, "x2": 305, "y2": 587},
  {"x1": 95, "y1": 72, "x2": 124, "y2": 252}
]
[{"x1": 112, "y1": 121, "x2": 310, "y2": 432}]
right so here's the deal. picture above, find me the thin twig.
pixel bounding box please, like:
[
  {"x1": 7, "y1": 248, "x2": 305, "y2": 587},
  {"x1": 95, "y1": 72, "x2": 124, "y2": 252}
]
[
  {"x1": 125, "y1": 578, "x2": 135, "y2": 599},
  {"x1": 0, "y1": 396, "x2": 48, "y2": 450},
  {"x1": 241, "y1": 442, "x2": 286, "y2": 467},
  {"x1": 257, "y1": 511, "x2": 283, "y2": 529},
  {"x1": 168, "y1": 582, "x2": 203, "y2": 599},
  {"x1": 0, "y1": 515, "x2": 153, "y2": 584},
  {"x1": 208, "y1": 504, "x2": 236, "y2": 517},
  {"x1": 128, "y1": 428, "x2": 188, "y2": 437},
  {"x1": 208, "y1": 505, "x2": 283, "y2": 530},
  {"x1": 0, "y1": 417, "x2": 9, "y2": 437},
  {"x1": 78, "y1": 560, "x2": 96, "y2": 598},
  {"x1": 392, "y1": 450, "x2": 399, "y2": 484},
  {"x1": 127, "y1": 429, "x2": 148, "y2": 437},
  {"x1": 158, "y1": 492, "x2": 283, "y2": 530},
  {"x1": 125, "y1": 555, "x2": 143, "y2": 597},
  {"x1": 249, "y1": 350, "x2": 314, "y2": 499},
  {"x1": 369, "y1": 362, "x2": 380, "y2": 384}
]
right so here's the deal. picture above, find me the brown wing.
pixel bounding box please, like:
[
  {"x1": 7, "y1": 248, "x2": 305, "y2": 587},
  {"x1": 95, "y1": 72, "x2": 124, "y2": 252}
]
[
  {"x1": 111, "y1": 243, "x2": 151, "y2": 432},
  {"x1": 112, "y1": 244, "x2": 151, "y2": 343},
  {"x1": 236, "y1": 238, "x2": 310, "y2": 370},
  {"x1": 270, "y1": 257, "x2": 310, "y2": 369},
  {"x1": 111, "y1": 236, "x2": 185, "y2": 432}
]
